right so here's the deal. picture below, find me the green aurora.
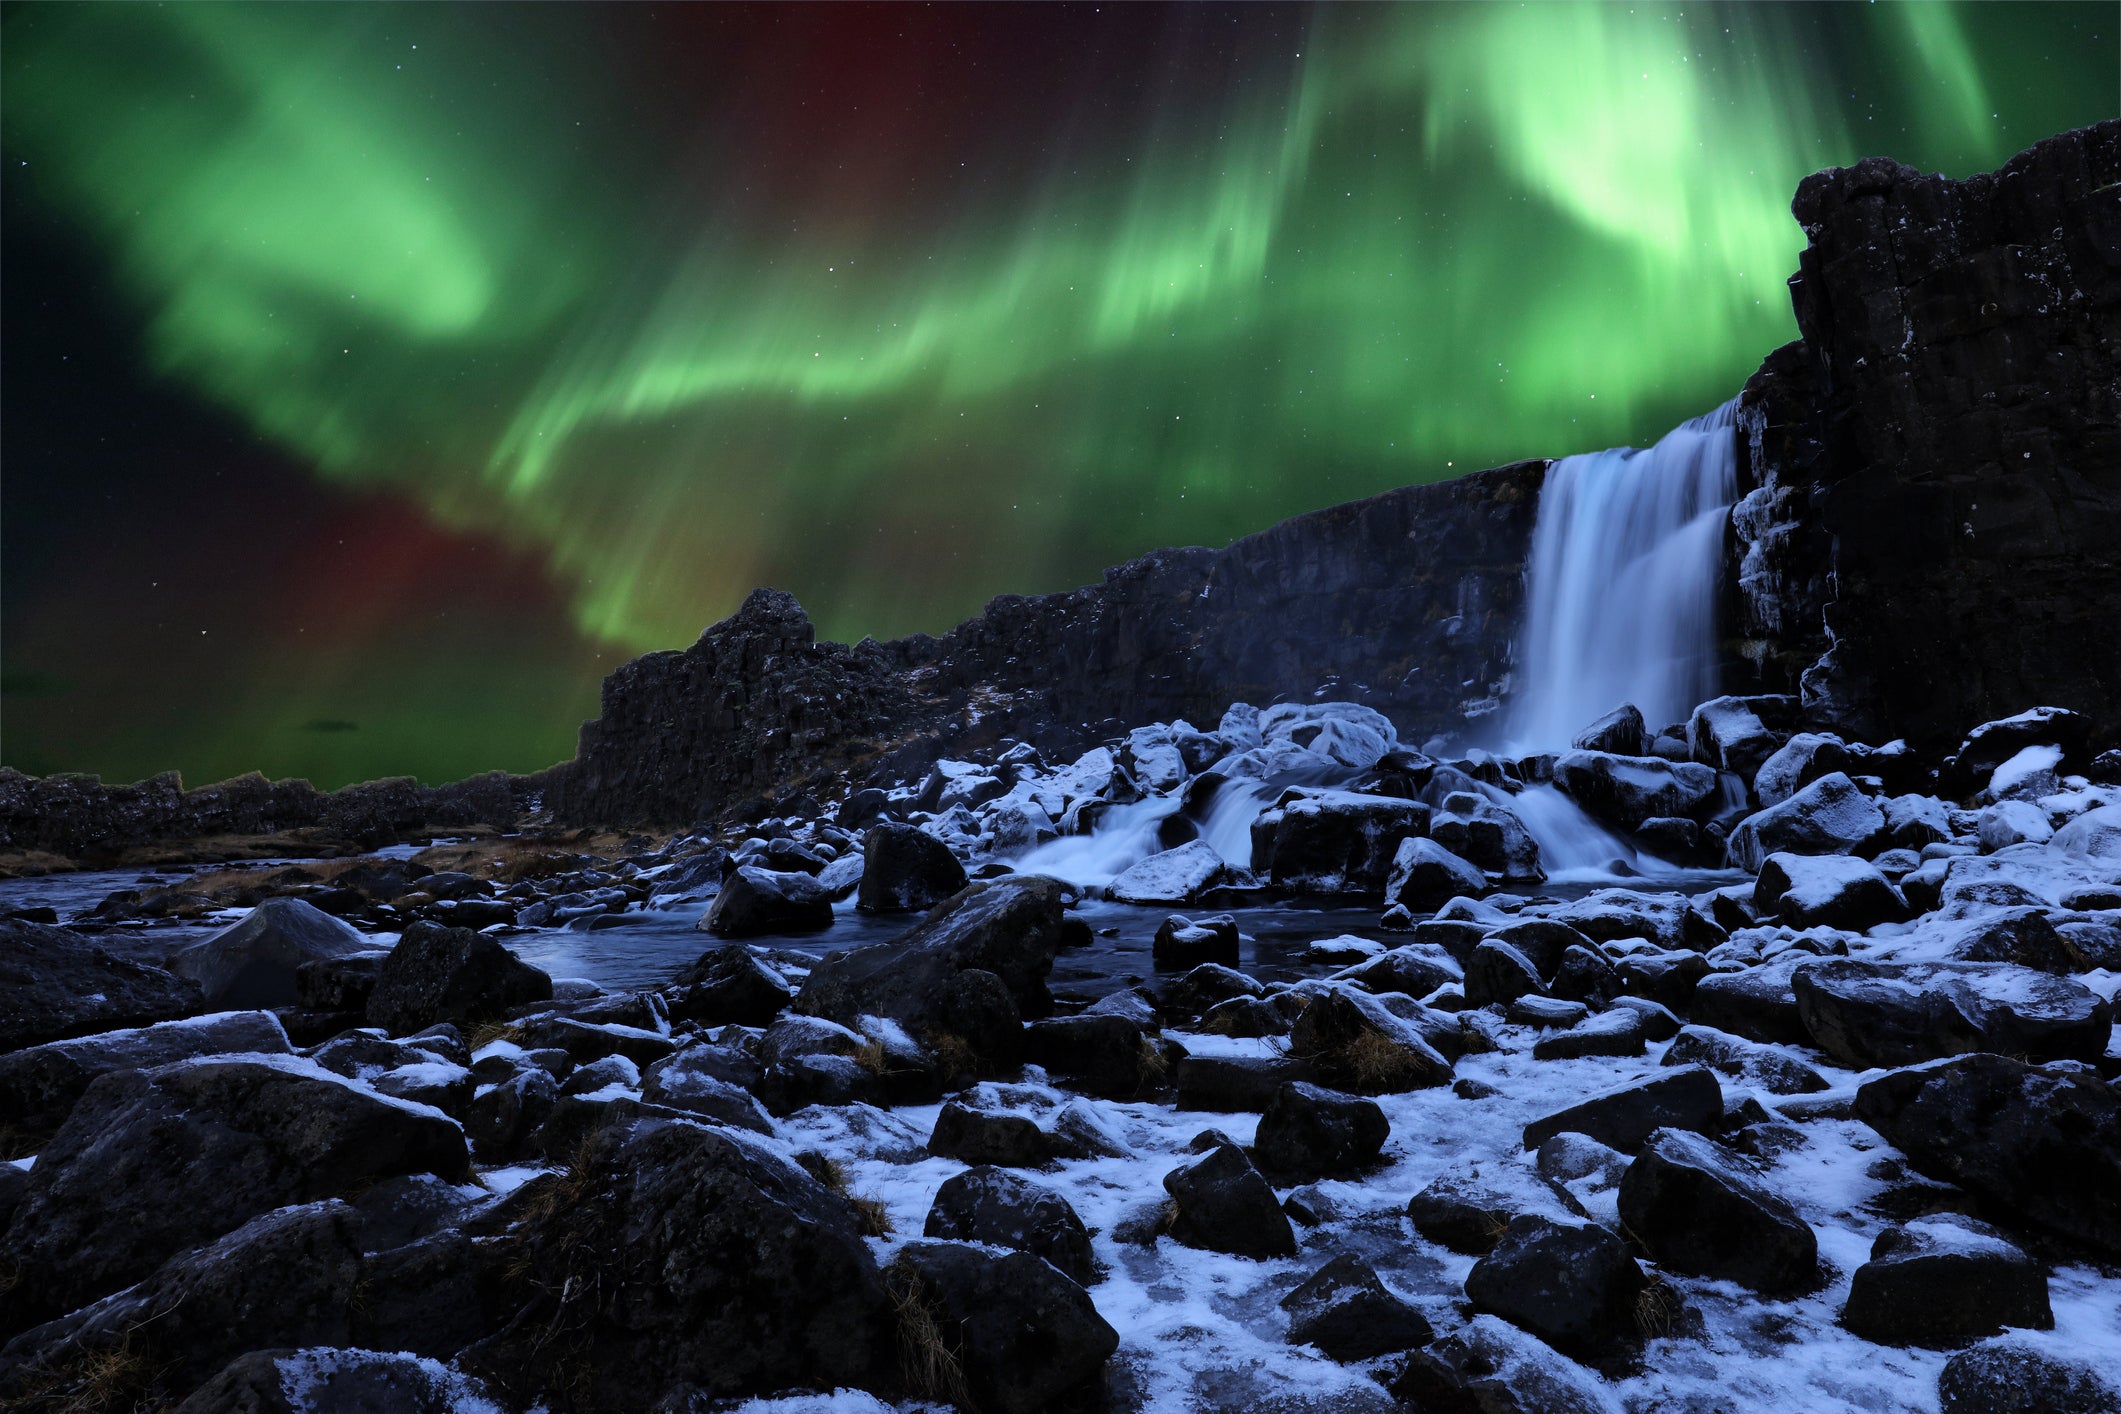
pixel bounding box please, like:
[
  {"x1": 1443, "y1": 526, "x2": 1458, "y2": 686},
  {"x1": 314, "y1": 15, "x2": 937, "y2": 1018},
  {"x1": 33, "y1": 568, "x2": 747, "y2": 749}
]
[{"x1": 2, "y1": 2, "x2": 2114, "y2": 787}]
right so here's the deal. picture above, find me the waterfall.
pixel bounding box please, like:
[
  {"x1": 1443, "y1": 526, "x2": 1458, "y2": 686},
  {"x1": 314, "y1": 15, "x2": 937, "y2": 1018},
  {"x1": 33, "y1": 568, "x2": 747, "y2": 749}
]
[{"x1": 1506, "y1": 400, "x2": 1741, "y2": 751}]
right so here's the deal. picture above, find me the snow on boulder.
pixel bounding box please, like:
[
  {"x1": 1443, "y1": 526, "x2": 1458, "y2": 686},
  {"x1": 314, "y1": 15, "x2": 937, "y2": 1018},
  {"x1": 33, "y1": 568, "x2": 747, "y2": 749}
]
[
  {"x1": 2051, "y1": 803, "x2": 2121, "y2": 860},
  {"x1": 1793, "y1": 959, "x2": 2112, "y2": 1067},
  {"x1": 1982, "y1": 744, "x2": 2064, "y2": 803},
  {"x1": 1753, "y1": 733, "x2": 1850, "y2": 808},
  {"x1": 1752, "y1": 852, "x2": 1910, "y2": 931},
  {"x1": 1947, "y1": 706, "x2": 2090, "y2": 780},
  {"x1": 1251, "y1": 792, "x2": 1430, "y2": 894},
  {"x1": 168, "y1": 897, "x2": 373, "y2": 1010},
  {"x1": 1552, "y1": 750, "x2": 1719, "y2": 831},
  {"x1": 1687, "y1": 695, "x2": 1783, "y2": 781},
  {"x1": 1976, "y1": 799, "x2": 2054, "y2": 852},
  {"x1": 1106, "y1": 839, "x2": 1231, "y2": 904},
  {"x1": 1725, "y1": 772, "x2": 1885, "y2": 872},
  {"x1": 1840, "y1": 1213, "x2": 2051, "y2": 1347},
  {"x1": 1571, "y1": 703, "x2": 1648, "y2": 756},
  {"x1": 1385, "y1": 836, "x2": 1488, "y2": 914}
]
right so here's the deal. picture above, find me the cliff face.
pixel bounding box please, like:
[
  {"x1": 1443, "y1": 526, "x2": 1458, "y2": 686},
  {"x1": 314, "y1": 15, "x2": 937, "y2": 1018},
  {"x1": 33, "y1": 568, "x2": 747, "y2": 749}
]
[
  {"x1": 546, "y1": 461, "x2": 1546, "y2": 826},
  {"x1": 1734, "y1": 120, "x2": 2121, "y2": 747}
]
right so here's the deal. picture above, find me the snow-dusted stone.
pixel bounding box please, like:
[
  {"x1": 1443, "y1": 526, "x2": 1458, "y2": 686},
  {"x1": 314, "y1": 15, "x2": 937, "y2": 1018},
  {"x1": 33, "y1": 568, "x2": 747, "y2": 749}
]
[
  {"x1": 0, "y1": 1199, "x2": 362, "y2": 1396},
  {"x1": 1152, "y1": 913, "x2": 1241, "y2": 970},
  {"x1": 1158, "y1": 957, "x2": 1261, "y2": 1015},
  {"x1": 639, "y1": 1047, "x2": 770, "y2": 1131},
  {"x1": 1406, "y1": 1171, "x2": 1584, "y2": 1255},
  {"x1": 1465, "y1": 940, "x2": 1546, "y2": 1007},
  {"x1": 1794, "y1": 960, "x2": 2112, "y2": 1067},
  {"x1": 1385, "y1": 836, "x2": 1488, "y2": 913},
  {"x1": 1464, "y1": 1215, "x2": 1647, "y2": 1358},
  {"x1": 1881, "y1": 794, "x2": 1955, "y2": 851},
  {"x1": 1688, "y1": 695, "x2": 1782, "y2": 780},
  {"x1": 1983, "y1": 744, "x2": 2065, "y2": 802},
  {"x1": 929, "y1": 1098, "x2": 1053, "y2": 1168},
  {"x1": 1023, "y1": 1014, "x2": 1159, "y2": 1098},
  {"x1": 856, "y1": 821, "x2": 967, "y2": 912},
  {"x1": 1162, "y1": 1142, "x2": 1297, "y2": 1258},
  {"x1": 1509, "y1": 994, "x2": 1590, "y2": 1029},
  {"x1": 1106, "y1": 839, "x2": 1231, "y2": 904},
  {"x1": 1430, "y1": 791, "x2": 1543, "y2": 880},
  {"x1": 1855, "y1": 1054, "x2": 2121, "y2": 1256},
  {"x1": 466, "y1": 1065, "x2": 558, "y2": 1161},
  {"x1": 1937, "y1": 1334, "x2": 2121, "y2": 1414},
  {"x1": 887, "y1": 1240, "x2": 1117, "y2": 1414},
  {"x1": 1174, "y1": 1053, "x2": 1320, "y2": 1112},
  {"x1": 1753, "y1": 852, "x2": 1910, "y2": 930},
  {"x1": 1552, "y1": 750, "x2": 1720, "y2": 831},
  {"x1": 1662, "y1": 1025, "x2": 1827, "y2": 1095},
  {"x1": 1841, "y1": 1213, "x2": 2051, "y2": 1347},
  {"x1": 1754, "y1": 732, "x2": 1851, "y2": 808},
  {"x1": 1571, "y1": 703, "x2": 1649, "y2": 756},
  {"x1": 1391, "y1": 1313, "x2": 1625, "y2": 1414},
  {"x1": 2051, "y1": 802, "x2": 2121, "y2": 860},
  {"x1": 514, "y1": 1013, "x2": 676, "y2": 1067},
  {"x1": 924, "y1": 1166, "x2": 1097, "y2": 1287},
  {"x1": 1520, "y1": 1065, "x2": 1723, "y2": 1154},
  {"x1": 1251, "y1": 792, "x2": 1432, "y2": 895},
  {"x1": 1549, "y1": 945, "x2": 1623, "y2": 1008},
  {"x1": 1280, "y1": 1252, "x2": 1433, "y2": 1362},
  {"x1": 1618, "y1": 1127, "x2": 1818, "y2": 1295},
  {"x1": 1251, "y1": 1080, "x2": 1388, "y2": 1183},
  {"x1": 1977, "y1": 799, "x2": 2054, "y2": 851},
  {"x1": 700, "y1": 865, "x2": 836, "y2": 937},
  {"x1": 662, "y1": 944, "x2": 794, "y2": 1027},
  {"x1": 367, "y1": 921, "x2": 553, "y2": 1036},
  {"x1": 0, "y1": 1009, "x2": 290, "y2": 1137},
  {"x1": 1547, "y1": 887, "x2": 1721, "y2": 951},
  {"x1": 1286, "y1": 986, "x2": 1454, "y2": 1093},
  {"x1": 1531, "y1": 1008, "x2": 1647, "y2": 1061},
  {"x1": 1947, "y1": 707, "x2": 2091, "y2": 781},
  {"x1": 0, "y1": 1055, "x2": 470, "y2": 1330},
  {"x1": 1485, "y1": 918, "x2": 1593, "y2": 977},
  {"x1": 167, "y1": 898, "x2": 373, "y2": 1011},
  {"x1": 1725, "y1": 772, "x2": 1885, "y2": 871}
]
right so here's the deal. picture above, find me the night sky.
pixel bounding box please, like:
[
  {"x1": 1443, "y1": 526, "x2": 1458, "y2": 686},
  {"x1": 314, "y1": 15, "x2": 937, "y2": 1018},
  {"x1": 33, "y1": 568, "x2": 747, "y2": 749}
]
[{"x1": 4, "y1": 3, "x2": 2114, "y2": 790}]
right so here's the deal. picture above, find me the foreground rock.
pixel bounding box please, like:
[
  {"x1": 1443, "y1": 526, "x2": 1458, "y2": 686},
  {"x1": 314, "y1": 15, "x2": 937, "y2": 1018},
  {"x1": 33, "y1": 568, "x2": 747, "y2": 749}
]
[
  {"x1": 1163, "y1": 1142, "x2": 1298, "y2": 1258},
  {"x1": 0, "y1": 919, "x2": 201, "y2": 1052},
  {"x1": 1280, "y1": 1253, "x2": 1433, "y2": 1362},
  {"x1": 924, "y1": 1165, "x2": 1098, "y2": 1286},
  {"x1": 1936, "y1": 1335, "x2": 2121, "y2": 1414},
  {"x1": 366, "y1": 920, "x2": 553, "y2": 1034},
  {"x1": 0, "y1": 1055, "x2": 469, "y2": 1328},
  {"x1": 702, "y1": 864, "x2": 835, "y2": 936},
  {"x1": 1251, "y1": 1080, "x2": 1389, "y2": 1182},
  {"x1": 168, "y1": 897, "x2": 374, "y2": 1009},
  {"x1": 1794, "y1": 960, "x2": 2112, "y2": 1067},
  {"x1": 857, "y1": 821, "x2": 968, "y2": 912},
  {"x1": 1465, "y1": 1215, "x2": 1647, "y2": 1359},
  {"x1": 1521, "y1": 1066, "x2": 1723, "y2": 1153},
  {"x1": 0, "y1": 1009, "x2": 291, "y2": 1138},
  {"x1": 1617, "y1": 1127, "x2": 1819, "y2": 1295},
  {"x1": 177, "y1": 1349, "x2": 505, "y2": 1414},
  {"x1": 1841, "y1": 1214, "x2": 2052, "y2": 1347},
  {"x1": 887, "y1": 1240, "x2": 1118, "y2": 1414}
]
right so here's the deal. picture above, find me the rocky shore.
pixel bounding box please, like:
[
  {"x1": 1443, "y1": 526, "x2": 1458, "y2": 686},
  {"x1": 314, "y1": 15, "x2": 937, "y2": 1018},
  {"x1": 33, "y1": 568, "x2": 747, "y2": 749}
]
[{"x1": 1, "y1": 124, "x2": 2117, "y2": 1414}]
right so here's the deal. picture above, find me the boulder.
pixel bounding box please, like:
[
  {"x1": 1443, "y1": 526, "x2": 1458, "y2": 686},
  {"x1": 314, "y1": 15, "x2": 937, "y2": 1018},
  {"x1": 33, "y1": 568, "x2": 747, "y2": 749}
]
[
  {"x1": 0, "y1": 919, "x2": 201, "y2": 1053},
  {"x1": 1385, "y1": 836, "x2": 1488, "y2": 913},
  {"x1": 1174, "y1": 1054, "x2": 1322, "y2": 1112},
  {"x1": 1339, "y1": 943, "x2": 1463, "y2": 998},
  {"x1": 700, "y1": 865, "x2": 836, "y2": 936},
  {"x1": 176, "y1": 1349, "x2": 503, "y2": 1414},
  {"x1": 856, "y1": 822, "x2": 968, "y2": 912},
  {"x1": 1571, "y1": 704, "x2": 1648, "y2": 757},
  {"x1": 1662, "y1": 1026, "x2": 1827, "y2": 1095},
  {"x1": 1726, "y1": 773, "x2": 1885, "y2": 872},
  {"x1": 1842, "y1": 1214, "x2": 2052, "y2": 1347},
  {"x1": 1464, "y1": 940, "x2": 1547, "y2": 1007},
  {"x1": 1754, "y1": 733, "x2": 1852, "y2": 808},
  {"x1": 1391, "y1": 1314, "x2": 1626, "y2": 1414},
  {"x1": 638, "y1": 1048, "x2": 773, "y2": 1133},
  {"x1": 1152, "y1": 914, "x2": 1242, "y2": 970},
  {"x1": 1023, "y1": 1014, "x2": 1160, "y2": 1099},
  {"x1": 1280, "y1": 1253, "x2": 1433, "y2": 1362},
  {"x1": 1688, "y1": 955, "x2": 1816, "y2": 1045},
  {"x1": 467, "y1": 1117, "x2": 892, "y2": 1406},
  {"x1": 466, "y1": 1065, "x2": 558, "y2": 1161},
  {"x1": 0, "y1": 1199, "x2": 361, "y2": 1396},
  {"x1": 1881, "y1": 794, "x2": 1955, "y2": 851},
  {"x1": 923, "y1": 1165, "x2": 1097, "y2": 1286},
  {"x1": 886, "y1": 1240, "x2": 1117, "y2": 1414},
  {"x1": 1250, "y1": 793, "x2": 1430, "y2": 895},
  {"x1": 365, "y1": 922, "x2": 552, "y2": 1035},
  {"x1": 1948, "y1": 708, "x2": 2091, "y2": 781},
  {"x1": 1251, "y1": 1081, "x2": 1389, "y2": 1182},
  {"x1": 1854, "y1": 1055, "x2": 2121, "y2": 1256},
  {"x1": 1617, "y1": 1127, "x2": 1819, "y2": 1295},
  {"x1": 1107, "y1": 839, "x2": 1231, "y2": 904},
  {"x1": 1532, "y1": 1009, "x2": 1648, "y2": 1061},
  {"x1": 1753, "y1": 852, "x2": 1909, "y2": 930},
  {"x1": 1162, "y1": 1142, "x2": 1298, "y2": 1258},
  {"x1": 1794, "y1": 961, "x2": 2112, "y2": 1068},
  {"x1": 1285, "y1": 987, "x2": 1453, "y2": 1093},
  {"x1": 1687, "y1": 696, "x2": 1781, "y2": 780},
  {"x1": 2051, "y1": 803, "x2": 2121, "y2": 861},
  {"x1": 1407, "y1": 1172, "x2": 1587, "y2": 1256},
  {"x1": 1977, "y1": 800, "x2": 2055, "y2": 852},
  {"x1": 662, "y1": 945, "x2": 794, "y2": 1027},
  {"x1": 167, "y1": 899, "x2": 373, "y2": 1010},
  {"x1": 0, "y1": 1055, "x2": 469, "y2": 1327},
  {"x1": 928, "y1": 1099, "x2": 1053, "y2": 1168},
  {"x1": 1430, "y1": 792, "x2": 1543, "y2": 881},
  {"x1": 1521, "y1": 1066, "x2": 1723, "y2": 1153},
  {"x1": 1937, "y1": 1335, "x2": 2121, "y2": 1414},
  {"x1": 0, "y1": 1009, "x2": 290, "y2": 1138},
  {"x1": 1464, "y1": 1215, "x2": 1647, "y2": 1358},
  {"x1": 1552, "y1": 751, "x2": 1719, "y2": 831}
]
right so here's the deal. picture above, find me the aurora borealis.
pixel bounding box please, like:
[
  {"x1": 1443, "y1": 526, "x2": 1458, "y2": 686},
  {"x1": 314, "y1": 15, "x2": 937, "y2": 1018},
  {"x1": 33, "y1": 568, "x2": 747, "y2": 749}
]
[{"x1": 4, "y1": 4, "x2": 2114, "y2": 790}]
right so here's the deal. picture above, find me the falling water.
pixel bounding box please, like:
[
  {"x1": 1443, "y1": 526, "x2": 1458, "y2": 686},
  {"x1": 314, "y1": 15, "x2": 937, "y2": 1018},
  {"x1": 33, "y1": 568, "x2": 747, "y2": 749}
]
[{"x1": 1506, "y1": 400, "x2": 1741, "y2": 751}]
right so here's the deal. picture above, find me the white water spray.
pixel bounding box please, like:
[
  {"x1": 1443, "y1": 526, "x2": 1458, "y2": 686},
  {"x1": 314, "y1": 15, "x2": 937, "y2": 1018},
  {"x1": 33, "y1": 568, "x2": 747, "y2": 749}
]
[{"x1": 1506, "y1": 400, "x2": 1740, "y2": 751}]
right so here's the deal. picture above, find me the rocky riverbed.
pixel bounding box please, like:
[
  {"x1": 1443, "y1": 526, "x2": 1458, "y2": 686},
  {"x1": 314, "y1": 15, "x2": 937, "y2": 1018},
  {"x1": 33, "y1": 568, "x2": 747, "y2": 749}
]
[{"x1": 3, "y1": 694, "x2": 2119, "y2": 1413}]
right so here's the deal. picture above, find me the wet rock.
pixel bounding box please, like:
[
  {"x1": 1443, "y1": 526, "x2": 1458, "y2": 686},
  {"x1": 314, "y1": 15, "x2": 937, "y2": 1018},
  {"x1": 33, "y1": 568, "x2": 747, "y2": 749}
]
[
  {"x1": 1726, "y1": 773, "x2": 1885, "y2": 872},
  {"x1": 468, "y1": 1116, "x2": 892, "y2": 1405},
  {"x1": 1521, "y1": 1066, "x2": 1723, "y2": 1154},
  {"x1": 1108, "y1": 839, "x2": 1232, "y2": 904},
  {"x1": 1153, "y1": 913, "x2": 1242, "y2": 969},
  {"x1": 1618, "y1": 1127, "x2": 1818, "y2": 1295},
  {"x1": 929, "y1": 1098, "x2": 1053, "y2": 1168},
  {"x1": 0, "y1": 1055, "x2": 469, "y2": 1328},
  {"x1": 1024, "y1": 1014, "x2": 1161, "y2": 1098},
  {"x1": 700, "y1": 865, "x2": 836, "y2": 937},
  {"x1": 924, "y1": 1165, "x2": 1097, "y2": 1286},
  {"x1": 1385, "y1": 836, "x2": 1488, "y2": 913},
  {"x1": 1162, "y1": 1142, "x2": 1298, "y2": 1258},
  {"x1": 466, "y1": 1064, "x2": 559, "y2": 1162},
  {"x1": 1252, "y1": 793, "x2": 1431, "y2": 895},
  {"x1": 1662, "y1": 1025, "x2": 1827, "y2": 1095},
  {"x1": 1688, "y1": 696, "x2": 1782, "y2": 780},
  {"x1": 662, "y1": 944, "x2": 794, "y2": 1027},
  {"x1": 1552, "y1": 751, "x2": 1719, "y2": 831},
  {"x1": 1842, "y1": 1213, "x2": 2052, "y2": 1347},
  {"x1": 0, "y1": 1009, "x2": 291, "y2": 1138},
  {"x1": 1174, "y1": 1054, "x2": 1321, "y2": 1112},
  {"x1": 1407, "y1": 1173, "x2": 1586, "y2": 1256},
  {"x1": 1532, "y1": 1009, "x2": 1647, "y2": 1061},
  {"x1": 0, "y1": 919, "x2": 202, "y2": 1053},
  {"x1": 1854, "y1": 1054, "x2": 2121, "y2": 1256},
  {"x1": 1251, "y1": 1080, "x2": 1389, "y2": 1183},
  {"x1": 1464, "y1": 1215, "x2": 1647, "y2": 1358},
  {"x1": 1794, "y1": 960, "x2": 2112, "y2": 1067},
  {"x1": 1937, "y1": 1335, "x2": 2121, "y2": 1414},
  {"x1": 1390, "y1": 1314, "x2": 1625, "y2": 1414},
  {"x1": 886, "y1": 1239, "x2": 1117, "y2": 1414},
  {"x1": 1572, "y1": 704, "x2": 1648, "y2": 757},
  {"x1": 856, "y1": 821, "x2": 968, "y2": 912},
  {"x1": 1430, "y1": 792, "x2": 1543, "y2": 881},
  {"x1": 1753, "y1": 852, "x2": 1909, "y2": 930},
  {"x1": 1286, "y1": 986, "x2": 1453, "y2": 1093},
  {"x1": 176, "y1": 1348, "x2": 504, "y2": 1414},
  {"x1": 168, "y1": 898, "x2": 374, "y2": 1010},
  {"x1": 365, "y1": 921, "x2": 552, "y2": 1035},
  {"x1": 1, "y1": 1199, "x2": 362, "y2": 1397},
  {"x1": 1279, "y1": 1252, "x2": 1433, "y2": 1362}
]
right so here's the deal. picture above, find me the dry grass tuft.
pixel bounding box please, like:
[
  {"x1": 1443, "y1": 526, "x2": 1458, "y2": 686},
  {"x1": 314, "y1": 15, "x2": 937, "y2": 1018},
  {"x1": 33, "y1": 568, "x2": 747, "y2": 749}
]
[
  {"x1": 850, "y1": 1194, "x2": 895, "y2": 1238},
  {"x1": 467, "y1": 1019, "x2": 526, "y2": 1051},
  {"x1": 1134, "y1": 1034, "x2": 1171, "y2": 1089},
  {"x1": 1337, "y1": 1028, "x2": 1424, "y2": 1092},
  {"x1": 14, "y1": 1334, "x2": 163, "y2": 1414},
  {"x1": 888, "y1": 1261, "x2": 973, "y2": 1411},
  {"x1": 795, "y1": 1149, "x2": 851, "y2": 1193},
  {"x1": 1634, "y1": 1278, "x2": 1682, "y2": 1339},
  {"x1": 927, "y1": 1032, "x2": 978, "y2": 1084},
  {"x1": 852, "y1": 1040, "x2": 889, "y2": 1076}
]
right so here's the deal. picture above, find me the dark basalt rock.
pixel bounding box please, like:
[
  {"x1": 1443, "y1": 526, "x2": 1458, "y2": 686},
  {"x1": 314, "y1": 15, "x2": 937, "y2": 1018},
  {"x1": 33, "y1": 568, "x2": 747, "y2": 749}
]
[
  {"x1": 1173, "y1": 1053, "x2": 1322, "y2": 1112},
  {"x1": 177, "y1": 1349, "x2": 506, "y2": 1414},
  {"x1": 1251, "y1": 794, "x2": 1431, "y2": 895},
  {"x1": 0, "y1": 1055, "x2": 470, "y2": 1329},
  {"x1": 857, "y1": 821, "x2": 968, "y2": 912},
  {"x1": 1385, "y1": 836, "x2": 1489, "y2": 913},
  {"x1": 1521, "y1": 1065, "x2": 1724, "y2": 1154},
  {"x1": 1279, "y1": 1252, "x2": 1433, "y2": 1363},
  {"x1": 662, "y1": 944, "x2": 794, "y2": 1027},
  {"x1": 169, "y1": 898, "x2": 376, "y2": 1010},
  {"x1": 1464, "y1": 1215, "x2": 1647, "y2": 1359},
  {"x1": 886, "y1": 1240, "x2": 1118, "y2": 1414},
  {"x1": 366, "y1": 921, "x2": 553, "y2": 1035},
  {"x1": 1162, "y1": 1142, "x2": 1298, "y2": 1259},
  {"x1": 700, "y1": 864, "x2": 835, "y2": 937},
  {"x1": 1854, "y1": 1054, "x2": 2121, "y2": 1257},
  {"x1": 1936, "y1": 1335, "x2": 2121, "y2": 1414},
  {"x1": 1251, "y1": 1080, "x2": 1389, "y2": 1183},
  {"x1": 1842, "y1": 1213, "x2": 2052, "y2": 1348},
  {"x1": 0, "y1": 919, "x2": 202, "y2": 1053},
  {"x1": 1407, "y1": 1174, "x2": 1587, "y2": 1256},
  {"x1": 1794, "y1": 960, "x2": 2112, "y2": 1068},
  {"x1": 1024, "y1": 1013, "x2": 1160, "y2": 1099},
  {"x1": 929, "y1": 1098, "x2": 1053, "y2": 1168},
  {"x1": 1662, "y1": 1025, "x2": 1827, "y2": 1096},
  {"x1": 1152, "y1": 913, "x2": 1243, "y2": 970},
  {"x1": 924, "y1": 1165, "x2": 1098, "y2": 1286},
  {"x1": 1552, "y1": 751, "x2": 1720, "y2": 832},
  {"x1": 1617, "y1": 1127, "x2": 1819, "y2": 1296},
  {"x1": 0, "y1": 1008, "x2": 291, "y2": 1139}
]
